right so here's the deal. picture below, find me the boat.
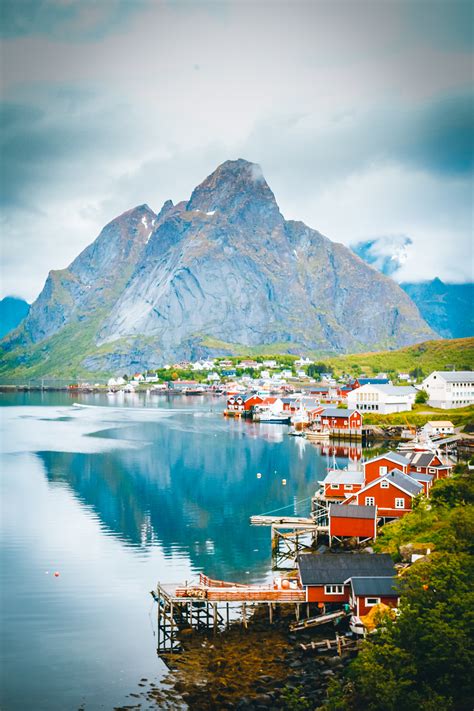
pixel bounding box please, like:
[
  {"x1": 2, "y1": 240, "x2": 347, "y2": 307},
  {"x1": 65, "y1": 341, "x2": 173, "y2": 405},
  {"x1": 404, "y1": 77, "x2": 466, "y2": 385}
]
[
  {"x1": 258, "y1": 414, "x2": 291, "y2": 424},
  {"x1": 306, "y1": 430, "x2": 330, "y2": 441}
]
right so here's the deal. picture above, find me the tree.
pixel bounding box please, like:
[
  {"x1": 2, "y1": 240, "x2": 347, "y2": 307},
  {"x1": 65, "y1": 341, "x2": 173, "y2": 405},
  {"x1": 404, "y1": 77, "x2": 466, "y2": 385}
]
[{"x1": 415, "y1": 389, "x2": 428, "y2": 404}]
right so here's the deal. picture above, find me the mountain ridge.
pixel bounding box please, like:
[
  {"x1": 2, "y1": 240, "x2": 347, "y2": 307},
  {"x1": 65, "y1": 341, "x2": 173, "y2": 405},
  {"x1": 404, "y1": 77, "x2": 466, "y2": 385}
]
[{"x1": 1, "y1": 159, "x2": 435, "y2": 378}]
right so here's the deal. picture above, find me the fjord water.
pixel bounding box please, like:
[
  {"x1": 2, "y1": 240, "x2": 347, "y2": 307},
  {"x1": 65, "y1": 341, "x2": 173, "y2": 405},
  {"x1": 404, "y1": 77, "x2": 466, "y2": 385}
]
[{"x1": 0, "y1": 393, "x2": 357, "y2": 710}]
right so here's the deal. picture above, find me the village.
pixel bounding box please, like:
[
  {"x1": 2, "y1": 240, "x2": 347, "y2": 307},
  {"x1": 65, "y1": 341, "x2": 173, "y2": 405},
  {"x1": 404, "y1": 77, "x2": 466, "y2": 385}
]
[{"x1": 149, "y1": 364, "x2": 473, "y2": 661}]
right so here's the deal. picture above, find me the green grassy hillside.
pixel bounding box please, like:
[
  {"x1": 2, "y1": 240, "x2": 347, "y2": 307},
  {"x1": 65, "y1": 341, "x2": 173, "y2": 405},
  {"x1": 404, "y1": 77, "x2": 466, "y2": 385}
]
[{"x1": 324, "y1": 337, "x2": 474, "y2": 377}]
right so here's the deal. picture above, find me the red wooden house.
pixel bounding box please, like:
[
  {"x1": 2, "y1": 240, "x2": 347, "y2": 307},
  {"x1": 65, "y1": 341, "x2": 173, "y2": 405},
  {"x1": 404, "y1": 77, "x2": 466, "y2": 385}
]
[
  {"x1": 344, "y1": 469, "x2": 423, "y2": 520},
  {"x1": 349, "y1": 576, "x2": 400, "y2": 617},
  {"x1": 297, "y1": 553, "x2": 395, "y2": 605},
  {"x1": 406, "y1": 451, "x2": 452, "y2": 481},
  {"x1": 363, "y1": 452, "x2": 409, "y2": 484},
  {"x1": 315, "y1": 408, "x2": 362, "y2": 435},
  {"x1": 329, "y1": 504, "x2": 377, "y2": 543},
  {"x1": 319, "y1": 469, "x2": 365, "y2": 502}
]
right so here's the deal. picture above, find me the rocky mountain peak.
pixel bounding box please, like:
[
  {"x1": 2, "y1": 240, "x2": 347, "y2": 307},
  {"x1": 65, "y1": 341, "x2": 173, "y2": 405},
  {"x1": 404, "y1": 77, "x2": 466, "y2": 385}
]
[{"x1": 186, "y1": 159, "x2": 282, "y2": 226}]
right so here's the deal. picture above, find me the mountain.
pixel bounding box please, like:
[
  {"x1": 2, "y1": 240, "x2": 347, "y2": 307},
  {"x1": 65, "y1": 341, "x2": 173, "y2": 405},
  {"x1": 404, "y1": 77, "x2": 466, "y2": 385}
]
[
  {"x1": 0, "y1": 159, "x2": 435, "y2": 378},
  {"x1": 400, "y1": 279, "x2": 474, "y2": 339},
  {"x1": 0, "y1": 297, "x2": 30, "y2": 339}
]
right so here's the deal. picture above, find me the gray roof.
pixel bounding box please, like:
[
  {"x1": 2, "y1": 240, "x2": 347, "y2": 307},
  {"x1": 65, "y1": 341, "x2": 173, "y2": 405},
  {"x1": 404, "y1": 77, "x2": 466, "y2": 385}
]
[
  {"x1": 297, "y1": 553, "x2": 395, "y2": 586},
  {"x1": 329, "y1": 504, "x2": 376, "y2": 519},
  {"x1": 366, "y1": 451, "x2": 409, "y2": 466},
  {"x1": 431, "y1": 371, "x2": 474, "y2": 383},
  {"x1": 322, "y1": 469, "x2": 365, "y2": 485},
  {"x1": 407, "y1": 452, "x2": 436, "y2": 467},
  {"x1": 350, "y1": 576, "x2": 399, "y2": 597},
  {"x1": 372, "y1": 385, "x2": 416, "y2": 396},
  {"x1": 321, "y1": 407, "x2": 358, "y2": 418},
  {"x1": 411, "y1": 472, "x2": 433, "y2": 482},
  {"x1": 385, "y1": 469, "x2": 423, "y2": 496}
]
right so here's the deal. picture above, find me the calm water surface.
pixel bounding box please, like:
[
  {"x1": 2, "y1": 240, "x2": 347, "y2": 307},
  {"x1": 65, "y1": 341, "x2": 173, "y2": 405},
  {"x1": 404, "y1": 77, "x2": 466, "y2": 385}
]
[{"x1": 0, "y1": 392, "x2": 359, "y2": 710}]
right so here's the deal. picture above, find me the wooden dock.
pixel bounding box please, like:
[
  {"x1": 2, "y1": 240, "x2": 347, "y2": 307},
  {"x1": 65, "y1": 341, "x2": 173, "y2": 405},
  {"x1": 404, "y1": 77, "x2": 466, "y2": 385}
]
[
  {"x1": 290, "y1": 609, "x2": 349, "y2": 632},
  {"x1": 250, "y1": 514, "x2": 329, "y2": 569}
]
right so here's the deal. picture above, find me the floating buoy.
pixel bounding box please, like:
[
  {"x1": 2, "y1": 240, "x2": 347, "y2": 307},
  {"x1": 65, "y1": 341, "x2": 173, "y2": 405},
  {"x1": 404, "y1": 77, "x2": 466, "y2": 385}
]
[
  {"x1": 282, "y1": 479, "x2": 287, "y2": 485},
  {"x1": 257, "y1": 472, "x2": 262, "y2": 478},
  {"x1": 54, "y1": 572, "x2": 60, "y2": 577},
  {"x1": 281, "y1": 579, "x2": 290, "y2": 589}
]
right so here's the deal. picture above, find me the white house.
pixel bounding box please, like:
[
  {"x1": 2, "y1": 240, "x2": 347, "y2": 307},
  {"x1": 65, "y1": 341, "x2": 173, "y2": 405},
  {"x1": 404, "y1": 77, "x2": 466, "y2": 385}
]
[
  {"x1": 347, "y1": 384, "x2": 417, "y2": 414},
  {"x1": 421, "y1": 371, "x2": 474, "y2": 409},
  {"x1": 422, "y1": 420, "x2": 455, "y2": 436}
]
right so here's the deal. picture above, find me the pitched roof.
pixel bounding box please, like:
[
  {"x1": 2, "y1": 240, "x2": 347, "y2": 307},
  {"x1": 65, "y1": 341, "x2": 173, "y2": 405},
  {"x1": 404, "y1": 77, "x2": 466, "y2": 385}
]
[
  {"x1": 356, "y1": 469, "x2": 423, "y2": 498},
  {"x1": 329, "y1": 504, "x2": 376, "y2": 519},
  {"x1": 407, "y1": 452, "x2": 436, "y2": 467},
  {"x1": 384, "y1": 469, "x2": 424, "y2": 496},
  {"x1": 431, "y1": 371, "x2": 474, "y2": 383},
  {"x1": 411, "y1": 472, "x2": 433, "y2": 482},
  {"x1": 320, "y1": 407, "x2": 358, "y2": 418},
  {"x1": 350, "y1": 576, "x2": 400, "y2": 597},
  {"x1": 297, "y1": 553, "x2": 395, "y2": 586},
  {"x1": 426, "y1": 420, "x2": 454, "y2": 427},
  {"x1": 365, "y1": 451, "x2": 409, "y2": 467},
  {"x1": 322, "y1": 469, "x2": 365, "y2": 485}
]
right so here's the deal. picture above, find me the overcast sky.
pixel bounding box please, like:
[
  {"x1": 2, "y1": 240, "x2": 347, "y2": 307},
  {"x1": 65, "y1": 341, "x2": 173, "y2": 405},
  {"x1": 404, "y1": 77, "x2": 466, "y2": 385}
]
[{"x1": 1, "y1": 0, "x2": 473, "y2": 301}]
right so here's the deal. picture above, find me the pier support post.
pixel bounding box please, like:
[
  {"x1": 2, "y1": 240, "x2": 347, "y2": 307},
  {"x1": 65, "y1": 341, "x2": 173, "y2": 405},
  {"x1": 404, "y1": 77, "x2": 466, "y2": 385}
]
[
  {"x1": 226, "y1": 603, "x2": 230, "y2": 630},
  {"x1": 242, "y1": 603, "x2": 247, "y2": 629},
  {"x1": 213, "y1": 603, "x2": 218, "y2": 636},
  {"x1": 269, "y1": 603, "x2": 273, "y2": 624}
]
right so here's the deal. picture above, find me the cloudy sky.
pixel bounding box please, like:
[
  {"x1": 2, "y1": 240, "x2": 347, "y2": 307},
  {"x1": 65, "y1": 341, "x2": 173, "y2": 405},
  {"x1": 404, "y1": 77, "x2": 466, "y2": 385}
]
[{"x1": 1, "y1": 0, "x2": 473, "y2": 301}]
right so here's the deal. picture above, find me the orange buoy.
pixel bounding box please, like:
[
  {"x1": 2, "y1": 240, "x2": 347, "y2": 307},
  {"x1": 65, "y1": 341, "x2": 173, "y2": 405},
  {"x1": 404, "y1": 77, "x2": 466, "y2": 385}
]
[
  {"x1": 282, "y1": 479, "x2": 287, "y2": 485},
  {"x1": 281, "y1": 579, "x2": 290, "y2": 589},
  {"x1": 54, "y1": 572, "x2": 60, "y2": 577}
]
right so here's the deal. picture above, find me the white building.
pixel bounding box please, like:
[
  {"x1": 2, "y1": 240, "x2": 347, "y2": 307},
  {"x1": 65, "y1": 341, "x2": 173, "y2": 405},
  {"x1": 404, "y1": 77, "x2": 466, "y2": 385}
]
[
  {"x1": 421, "y1": 371, "x2": 474, "y2": 409},
  {"x1": 422, "y1": 420, "x2": 455, "y2": 436},
  {"x1": 347, "y1": 384, "x2": 417, "y2": 414}
]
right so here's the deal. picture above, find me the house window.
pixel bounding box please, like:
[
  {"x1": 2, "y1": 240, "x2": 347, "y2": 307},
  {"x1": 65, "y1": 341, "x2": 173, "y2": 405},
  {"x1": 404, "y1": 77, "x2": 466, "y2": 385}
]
[
  {"x1": 365, "y1": 496, "x2": 375, "y2": 506},
  {"x1": 429, "y1": 468, "x2": 436, "y2": 473},
  {"x1": 344, "y1": 484, "x2": 353, "y2": 490},
  {"x1": 381, "y1": 480, "x2": 389, "y2": 488},
  {"x1": 330, "y1": 484, "x2": 339, "y2": 490},
  {"x1": 379, "y1": 466, "x2": 387, "y2": 475},
  {"x1": 395, "y1": 498, "x2": 405, "y2": 509},
  {"x1": 325, "y1": 585, "x2": 344, "y2": 595},
  {"x1": 365, "y1": 597, "x2": 381, "y2": 606},
  {"x1": 417, "y1": 467, "x2": 422, "y2": 472}
]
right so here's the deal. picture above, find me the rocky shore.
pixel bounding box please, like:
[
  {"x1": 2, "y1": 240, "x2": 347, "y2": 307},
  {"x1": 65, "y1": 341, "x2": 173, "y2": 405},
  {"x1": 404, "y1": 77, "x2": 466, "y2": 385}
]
[{"x1": 118, "y1": 607, "x2": 355, "y2": 710}]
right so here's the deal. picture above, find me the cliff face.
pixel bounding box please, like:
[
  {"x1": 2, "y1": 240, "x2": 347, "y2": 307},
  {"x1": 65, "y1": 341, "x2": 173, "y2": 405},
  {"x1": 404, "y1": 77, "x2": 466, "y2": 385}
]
[
  {"x1": 401, "y1": 279, "x2": 474, "y2": 339},
  {"x1": 1, "y1": 159, "x2": 434, "y2": 377}
]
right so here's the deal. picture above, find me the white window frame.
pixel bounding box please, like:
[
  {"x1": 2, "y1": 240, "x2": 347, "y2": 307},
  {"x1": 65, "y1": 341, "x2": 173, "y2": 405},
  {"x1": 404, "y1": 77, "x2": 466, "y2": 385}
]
[
  {"x1": 325, "y1": 585, "x2": 344, "y2": 595},
  {"x1": 365, "y1": 496, "x2": 375, "y2": 506},
  {"x1": 429, "y1": 468, "x2": 436, "y2": 474},
  {"x1": 379, "y1": 466, "x2": 387, "y2": 475},
  {"x1": 380, "y1": 480, "x2": 389, "y2": 488},
  {"x1": 344, "y1": 484, "x2": 353, "y2": 490},
  {"x1": 330, "y1": 484, "x2": 339, "y2": 490},
  {"x1": 365, "y1": 597, "x2": 381, "y2": 606},
  {"x1": 395, "y1": 498, "x2": 405, "y2": 509}
]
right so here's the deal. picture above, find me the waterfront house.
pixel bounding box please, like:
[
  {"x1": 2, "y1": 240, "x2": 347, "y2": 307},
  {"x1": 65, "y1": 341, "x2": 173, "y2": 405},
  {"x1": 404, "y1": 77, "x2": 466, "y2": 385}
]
[
  {"x1": 422, "y1": 420, "x2": 455, "y2": 436},
  {"x1": 349, "y1": 576, "x2": 400, "y2": 617},
  {"x1": 363, "y1": 452, "x2": 409, "y2": 484},
  {"x1": 319, "y1": 469, "x2": 365, "y2": 502},
  {"x1": 406, "y1": 451, "x2": 452, "y2": 481},
  {"x1": 316, "y1": 407, "x2": 362, "y2": 436},
  {"x1": 328, "y1": 504, "x2": 377, "y2": 542},
  {"x1": 347, "y1": 384, "x2": 416, "y2": 414},
  {"x1": 421, "y1": 371, "x2": 474, "y2": 409},
  {"x1": 297, "y1": 553, "x2": 395, "y2": 605},
  {"x1": 344, "y1": 469, "x2": 423, "y2": 520}
]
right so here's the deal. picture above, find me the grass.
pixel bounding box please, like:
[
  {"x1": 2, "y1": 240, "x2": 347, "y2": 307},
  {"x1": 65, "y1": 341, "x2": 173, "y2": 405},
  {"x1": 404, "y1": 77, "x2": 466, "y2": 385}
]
[
  {"x1": 324, "y1": 337, "x2": 474, "y2": 377},
  {"x1": 362, "y1": 402, "x2": 474, "y2": 428}
]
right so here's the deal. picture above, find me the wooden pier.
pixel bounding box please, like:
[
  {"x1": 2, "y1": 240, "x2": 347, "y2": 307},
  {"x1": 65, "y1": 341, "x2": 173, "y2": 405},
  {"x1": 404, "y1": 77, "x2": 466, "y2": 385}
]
[
  {"x1": 151, "y1": 574, "x2": 306, "y2": 654},
  {"x1": 250, "y1": 509, "x2": 329, "y2": 569}
]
